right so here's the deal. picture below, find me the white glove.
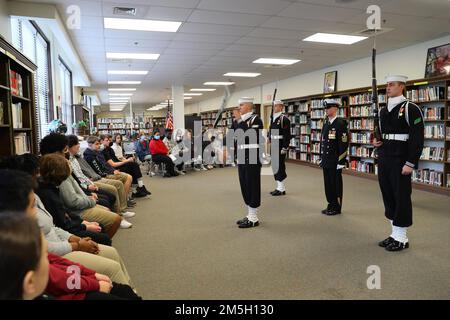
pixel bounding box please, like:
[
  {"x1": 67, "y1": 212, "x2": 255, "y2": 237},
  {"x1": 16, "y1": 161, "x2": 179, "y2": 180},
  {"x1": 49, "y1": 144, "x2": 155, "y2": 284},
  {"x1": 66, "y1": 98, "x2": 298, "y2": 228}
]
[
  {"x1": 281, "y1": 148, "x2": 287, "y2": 155},
  {"x1": 337, "y1": 164, "x2": 345, "y2": 170}
]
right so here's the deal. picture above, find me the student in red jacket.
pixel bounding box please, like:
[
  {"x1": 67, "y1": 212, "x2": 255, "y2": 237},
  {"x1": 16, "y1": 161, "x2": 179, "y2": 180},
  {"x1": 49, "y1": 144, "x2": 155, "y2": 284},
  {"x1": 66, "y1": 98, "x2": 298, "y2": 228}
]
[
  {"x1": 149, "y1": 130, "x2": 178, "y2": 177},
  {"x1": 46, "y1": 253, "x2": 141, "y2": 300}
]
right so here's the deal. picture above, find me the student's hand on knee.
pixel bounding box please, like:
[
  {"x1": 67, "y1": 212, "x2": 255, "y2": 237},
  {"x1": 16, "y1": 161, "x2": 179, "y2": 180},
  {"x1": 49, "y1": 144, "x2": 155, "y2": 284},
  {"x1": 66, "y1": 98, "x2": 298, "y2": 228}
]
[
  {"x1": 99, "y1": 280, "x2": 113, "y2": 293},
  {"x1": 95, "y1": 273, "x2": 112, "y2": 284}
]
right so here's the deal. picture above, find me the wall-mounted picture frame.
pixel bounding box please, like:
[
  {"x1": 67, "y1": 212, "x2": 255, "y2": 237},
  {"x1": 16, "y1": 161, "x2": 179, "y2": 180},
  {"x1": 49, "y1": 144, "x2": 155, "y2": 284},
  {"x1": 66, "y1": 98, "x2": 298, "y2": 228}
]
[
  {"x1": 323, "y1": 71, "x2": 337, "y2": 93},
  {"x1": 425, "y1": 43, "x2": 450, "y2": 78}
]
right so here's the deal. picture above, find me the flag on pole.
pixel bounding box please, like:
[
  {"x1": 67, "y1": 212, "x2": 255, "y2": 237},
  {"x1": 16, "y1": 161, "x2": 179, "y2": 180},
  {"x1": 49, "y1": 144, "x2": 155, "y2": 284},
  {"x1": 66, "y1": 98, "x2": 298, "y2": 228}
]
[{"x1": 165, "y1": 110, "x2": 173, "y2": 130}]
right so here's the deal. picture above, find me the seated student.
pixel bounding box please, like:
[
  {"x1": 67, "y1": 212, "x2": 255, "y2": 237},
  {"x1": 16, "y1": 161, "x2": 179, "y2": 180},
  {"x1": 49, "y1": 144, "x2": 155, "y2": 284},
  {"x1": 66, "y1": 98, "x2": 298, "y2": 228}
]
[
  {"x1": 0, "y1": 213, "x2": 49, "y2": 300},
  {"x1": 83, "y1": 136, "x2": 133, "y2": 201},
  {"x1": 0, "y1": 169, "x2": 134, "y2": 288},
  {"x1": 0, "y1": 154, "x2": 111, "y2": 247},
  {"x1": 67, "y1": 135, "x2": 135, "y2": 219},
  {"x1": 149, "y1": 130, "x2": 179, "y2": 177},
  {"x1": 38, "y1": 153, "x2": 130, "y2": 234},
  {"x1": 135, "y1": 134, "x2": 152, "y2": 162},
  {"x1": 39, "y1": 134, "x2": 130, "y2": 231},
  {"x1": 111, "y1": 133, "x2": 133, "y2": 161},
  {"x1": 99, "y1": 134, "x2": 150, "y2": 197}
]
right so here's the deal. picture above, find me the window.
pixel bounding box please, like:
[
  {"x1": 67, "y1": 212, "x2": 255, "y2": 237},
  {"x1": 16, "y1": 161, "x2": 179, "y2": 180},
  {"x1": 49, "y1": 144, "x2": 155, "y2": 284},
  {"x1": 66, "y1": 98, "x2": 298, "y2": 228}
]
[
  {"x1": 58, "y1": 58, "x2": 73, "y2": 134},
  {"x1": 11, "y1": 18, "x2": 53, "y2": 140}
]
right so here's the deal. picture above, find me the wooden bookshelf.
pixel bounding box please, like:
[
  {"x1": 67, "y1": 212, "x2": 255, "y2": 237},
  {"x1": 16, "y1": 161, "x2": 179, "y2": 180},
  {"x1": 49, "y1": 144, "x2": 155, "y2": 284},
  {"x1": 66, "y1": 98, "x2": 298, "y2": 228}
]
[
  {"x1": 283, "y1": 75, "x2": 450, "y2": 195},
  {"x1": 0, "y1": 36, "x2": 37, "y2": 157}
]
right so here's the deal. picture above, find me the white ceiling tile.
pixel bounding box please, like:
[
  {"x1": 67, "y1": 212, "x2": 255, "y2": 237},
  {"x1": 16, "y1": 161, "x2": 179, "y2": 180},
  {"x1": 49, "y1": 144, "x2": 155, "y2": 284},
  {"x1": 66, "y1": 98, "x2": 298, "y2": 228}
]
[
  {"x1": 178, "y1": 22, "x2": 253, "y2": 36},
  {"x1": 188, "y1": 10, "x2": 269, "y2": 26},
  {"x1": 197, "y1": 0, "x2": 292, "y2": 15},
  {"x1": 235, "y1": 36, "x2": 298, "y2": 47},
  {"x1": 102, "y1": 0, "x2": 201, "y2": 9},
  {"x1": 247, "y1": 27, "x2": 310, "y2": 40},
  {"x1": 277, "y1": 2, "x2": 362, "y2": 22},
  {"x1": 103, "y1": 29, "x2": 177, "y2": 40},
  {"x1": 173, "y1": 33, "x2": 241, "y2": 44}
]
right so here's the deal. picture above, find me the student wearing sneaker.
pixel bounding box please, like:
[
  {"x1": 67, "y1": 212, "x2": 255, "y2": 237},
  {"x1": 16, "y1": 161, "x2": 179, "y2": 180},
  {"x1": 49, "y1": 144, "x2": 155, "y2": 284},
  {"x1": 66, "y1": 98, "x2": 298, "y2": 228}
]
[
  {"x1": 67, "y1": 135, "x2": 135, "y2": 220},
  {"x1": 150, "y1": 130, "x2": 179, "y2": 177},
  {"x1": 83, "y1": 136, "x2": 134, "y2": 206},
  {"x1": 0, "y1": 213, "x2": 49, "y2": 300},
  {"x1": 99, "y1": 134, "x2": 151, "y2": 198},
  {"x1": 0, "y1": 170, "x2": 134, "y2": 288}
]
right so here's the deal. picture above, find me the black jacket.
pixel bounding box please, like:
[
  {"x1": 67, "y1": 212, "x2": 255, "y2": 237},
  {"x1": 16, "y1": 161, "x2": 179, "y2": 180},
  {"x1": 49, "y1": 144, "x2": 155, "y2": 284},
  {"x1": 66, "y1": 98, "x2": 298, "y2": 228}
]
[
  {"x1": 378, "y1": 100, "x2": 424, "y2": 168},
  {"x1": 36, "y1": 180, "x2": 87, "y2": 234},
  {"x1": 320, "y1": 117, "x2": 349, "y2": 168},
  {"x1": 83, "y1": 148, "x2": 113, "y2": 176},
  {"x1": 236, "y1": 114, "x2": 264, "y2": 165},
  {"x1": 269, "y1": 114, "x2": 291, "y2": 153}
]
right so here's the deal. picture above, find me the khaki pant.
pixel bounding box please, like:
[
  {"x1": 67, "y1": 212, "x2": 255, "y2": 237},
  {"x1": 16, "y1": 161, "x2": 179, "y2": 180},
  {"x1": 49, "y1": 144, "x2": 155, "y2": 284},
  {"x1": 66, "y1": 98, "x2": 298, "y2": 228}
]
[
  {"x1": 105, "y1": 172, "x2": 129, "y2": 186},
  {"x1": 81, "y1": 205, "x2": 120, "y2": 230},
  {"x1": 64, "y1": 244, "x2": 133, "y2": 287},
  {"x1": 95, "y1": 179, "x2": 127, "y2": 213}
]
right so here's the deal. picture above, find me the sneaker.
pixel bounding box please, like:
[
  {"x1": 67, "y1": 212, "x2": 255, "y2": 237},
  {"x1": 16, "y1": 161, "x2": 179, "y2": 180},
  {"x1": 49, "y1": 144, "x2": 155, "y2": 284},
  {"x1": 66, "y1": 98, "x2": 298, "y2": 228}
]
[
  {"x1": 120, "y1": 219, "x2": 133, "y2": 229},
  {"x1": 140, "y1": 186, "x2": 151, "y2": 196},
  {"x1": 201, "y1": 166, "x2": 208, "y2": 171},
  {"x1": 127, "y1": 200, "x2": 136, "y2": 208},
  {"x1": 194, "y1": 167, "x2": 201, "y2": 172},
  {"x1": 121, "y1": 211, "x2": 136, "y2": 218},
  {"x1": 177, "y1": 170, "x2": 186, "y2": 175},
  {"x1": 133, "y1": 188, "x2": 149, "y2": 198}
]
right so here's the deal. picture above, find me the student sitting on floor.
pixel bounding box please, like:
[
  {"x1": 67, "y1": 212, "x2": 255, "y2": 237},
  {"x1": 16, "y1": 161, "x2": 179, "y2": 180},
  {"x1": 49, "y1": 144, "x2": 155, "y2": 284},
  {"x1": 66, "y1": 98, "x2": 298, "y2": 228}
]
[
  {"x1": 100, "y1": 134, "x2": 151, "y2": 198},
  {"x1": 0, "y1": 213, "x2": 49, "y2": 300},
  {"x1": 149, "y1": 130, "x2": 179, "y2": 177},
  {"x1": 0, "y1": 169, "x2": 135, "y2": 289}
]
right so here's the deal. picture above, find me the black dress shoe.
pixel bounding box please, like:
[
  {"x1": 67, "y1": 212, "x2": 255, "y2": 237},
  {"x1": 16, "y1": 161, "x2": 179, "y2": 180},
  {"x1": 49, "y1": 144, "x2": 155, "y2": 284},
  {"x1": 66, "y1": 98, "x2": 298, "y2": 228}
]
[
  {"x1": 133, "y1": 188, "x2": 148, "y2": 198},
  {"x1": 269, "y1": 189, "x2": 278, "y2": 195},
  {"x1": 271, "y1": 190, "x2": 286, "y2": 196},
  {"x1": 378, "y1": 237, "x2": 395, "y2": 248},
  {"x1": 385, "y1": 240, "x2": 409, "y2": 252},
  {"x1": 321, "y1": 208, "x2": 329, "y2": 214},
  {"x1": 326, "y1": 210, "x2": 341, "y2": 216},
  {"x1": 236, "y1": 217, "x2": 248, "y2": 225},
  {"x1": 238, "y1": 220, "x2": 259, "y2": 228},
  {"x1": 141, "y1": 185, "x2": 151, "y2": 195}
]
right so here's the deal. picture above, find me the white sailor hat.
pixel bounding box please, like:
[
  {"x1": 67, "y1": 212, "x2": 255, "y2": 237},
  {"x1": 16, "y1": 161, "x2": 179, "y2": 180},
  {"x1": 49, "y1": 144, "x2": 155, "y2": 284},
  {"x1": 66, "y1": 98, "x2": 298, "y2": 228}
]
[
  {"x1": 273, "y1": 99, "x2": 284, "y2": 105},
  {"x1": 385, "y1": 75, "x2": 408, "y2": 83},
  {"x1": 238, "y1": 97, "x2": 254, "y2": 104},
  {"x1": 323, "y1": 98, "x2": 341, "y2": 108}
]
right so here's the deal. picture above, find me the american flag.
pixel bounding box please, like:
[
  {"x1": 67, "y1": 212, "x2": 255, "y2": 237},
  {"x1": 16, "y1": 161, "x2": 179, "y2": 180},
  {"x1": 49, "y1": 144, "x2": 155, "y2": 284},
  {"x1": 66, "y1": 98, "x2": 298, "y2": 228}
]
[{"x1": 165, "y1": 110, "x2": 173, "y2": 130}]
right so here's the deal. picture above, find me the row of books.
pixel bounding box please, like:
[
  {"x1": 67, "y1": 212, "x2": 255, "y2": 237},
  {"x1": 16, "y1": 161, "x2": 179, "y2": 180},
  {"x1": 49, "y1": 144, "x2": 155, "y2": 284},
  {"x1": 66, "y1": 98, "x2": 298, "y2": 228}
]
[
  {"x1": 351, "y1": 132, "x2": 372, "y2": 144},
  {"x1": 349, "y1": 160, "x2": 377, "y2": 174},
  {"x1": 349, "y1": 118, "x2": 374, "y2": 130},
  {"x1": 300, "y1": 136, "x2": 310, "y2": 143},
  {"x1": 201, "y1": 112, "x2": 218, "y2": 120},
  {"x1": 350, "y1": 146, "x2": 373, "y2": 158},
  {"x1": 311, "y1": 120, "x2": 323, "y2": 130},
  {"x1": 97, "y1": 118, "x2": 123, "y2": 124},
  {"x1": 406, "y1": 86, "x2": 446, "y2": 102},
  {"x1": 349, "y1": 93, "x2": 386, "y2": 105},
  {"x1": 14, "y1": 133, "x2": 30, "y2": 155},
  {"x1": 420, "y1": 146, "x2": 445, "y2": 161},
  {"x1": 337, "y1": 108, "x2": 348, "y2": 118},
  {"x1": 350, "y1": 106, "x2": 374, "y2": 117},
  {"x1": 291, "y1": 126, "x2": 300, "y2": 136},
  {"x1": 97, "y1": 129, "x2": 127, "y2": 135},
  {"x1": 298, "y1": 102, "x2": 309, "y2": 112},
  {"x1": 10, "y1": 70, "x2": 24, "y2": 96},
  {"x1": 311, "y1": 132, "x2": 321, "y2": 142},
  {"x1": 422, "y1": 107, "x2": 445, "y2": 121},
  {"x1": 412, "y1": 169, "x2": 443, "y2": 187},
  {"x1": 300, "y1": 125, "x2": 311, "y2": 135},
  {"x1": 299, "y1": 144, "x2": 308, "y2": 153},
  {"x1": 11, "y1": 102, "x2": 23, "y2": 128},
  {"x1": 311, "y1": 154, "x2": 321, "y2": 164},
  {"x1": 311, "y1": 110, "x2": 324, "y2": 119},
  {"x1": 311, "y1": 99, "x2": 326, "y2": 109},
  {"x1": 311, "y1": 143, "x2": 321, "y2": 154},
  {"x1": 424, "y1": 124, "x2": 445, "y2": 139},
  {"x1": 300, "y1": 153, "x2": 309, "y2": 161}
]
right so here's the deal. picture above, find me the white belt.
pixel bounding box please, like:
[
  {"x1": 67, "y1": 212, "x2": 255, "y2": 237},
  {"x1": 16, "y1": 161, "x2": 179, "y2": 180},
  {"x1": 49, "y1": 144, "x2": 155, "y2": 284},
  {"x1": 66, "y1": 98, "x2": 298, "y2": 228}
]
[
  {"x1": 382, "y1": 134, "x2": 409, "y2": 141},
  {"x1": 271, "y1": 135, "x2": 283, "y2": 140},
  {"x1": 239, "y1": 144, "x2": 259, "y2": 150}
]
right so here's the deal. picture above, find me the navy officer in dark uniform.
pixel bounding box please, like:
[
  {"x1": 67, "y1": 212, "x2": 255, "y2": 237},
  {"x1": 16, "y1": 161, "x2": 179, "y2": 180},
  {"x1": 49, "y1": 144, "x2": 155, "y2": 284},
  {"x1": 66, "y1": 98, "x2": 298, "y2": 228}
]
[
  {"x1": 373, "y1": 75, "x2": 424, "y2": 252},
  {"x1": 235, "y1": 97, "x2": 264, "y2": 228},
  {"x1": 269, "y1": 100, "x2": 291, "y2": 196},
  {"x1": 320, "y1": 99, "x2": 349, "y2": 216}
]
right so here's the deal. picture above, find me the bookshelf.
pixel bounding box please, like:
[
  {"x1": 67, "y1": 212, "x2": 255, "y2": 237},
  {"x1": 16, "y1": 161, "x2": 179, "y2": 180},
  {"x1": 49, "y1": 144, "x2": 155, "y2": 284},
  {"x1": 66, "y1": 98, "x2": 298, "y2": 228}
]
[
  {"x1": 0, "y1": 36, "x2": 37, "y2": 156},
  {"x1": 283, "y1": 75, "x2": 450, "y2": 195}
]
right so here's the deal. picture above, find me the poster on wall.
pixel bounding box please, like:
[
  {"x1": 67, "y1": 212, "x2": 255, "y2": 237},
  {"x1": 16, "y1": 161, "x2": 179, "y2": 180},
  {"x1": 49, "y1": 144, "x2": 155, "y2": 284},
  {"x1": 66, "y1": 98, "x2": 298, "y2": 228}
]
[
  {"x1": 323, "y1": 71, "x2": 337, "y2": 93},
  {"x1": 424, "y1": 43, "x2": 450, "y2": 78}
]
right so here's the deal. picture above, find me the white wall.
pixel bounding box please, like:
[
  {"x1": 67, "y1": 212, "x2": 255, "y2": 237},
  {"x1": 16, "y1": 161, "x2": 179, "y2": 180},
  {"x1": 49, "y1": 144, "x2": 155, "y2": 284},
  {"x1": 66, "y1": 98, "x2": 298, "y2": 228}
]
[
  {"x1": 187, "y1": 35, "x2": 450, "y2": 113},
  {"x1": 0, "y1": 0, "x2": 11, "y2": 41}
]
